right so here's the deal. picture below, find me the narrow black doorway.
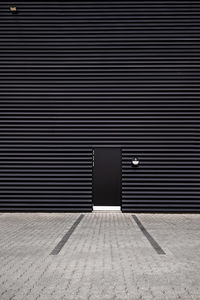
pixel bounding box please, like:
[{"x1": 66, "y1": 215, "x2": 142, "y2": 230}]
[{"x1": 93, "y1": 148, "x2": 121, "y2": 207}]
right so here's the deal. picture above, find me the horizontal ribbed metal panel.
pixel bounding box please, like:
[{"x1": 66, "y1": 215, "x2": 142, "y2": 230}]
[
  {"x1": 122, "y1": 148, "x2": 199, "y2": 212},
  {"x1": 0, "y1": 148, "x2": 93, "y2": 211},
  {"x1": 0, "y1": 1, "x2": 200, "y2": 211}
]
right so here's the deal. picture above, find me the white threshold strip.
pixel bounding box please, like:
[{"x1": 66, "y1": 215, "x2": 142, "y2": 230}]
[{"x1": 93, "y1": 206, "x2": 121, "y2": 211}]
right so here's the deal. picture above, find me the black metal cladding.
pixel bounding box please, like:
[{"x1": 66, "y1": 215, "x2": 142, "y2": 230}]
[{"x1": 0, "y1": 1, "x2": 200, "y2": 212}]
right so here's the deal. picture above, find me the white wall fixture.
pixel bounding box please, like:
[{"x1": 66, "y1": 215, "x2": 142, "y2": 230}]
[{"x1": 131, "y1": 158, "x2": 140, "y2": 167}]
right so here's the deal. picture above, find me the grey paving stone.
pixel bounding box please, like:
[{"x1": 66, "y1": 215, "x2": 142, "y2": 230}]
[{"x1": 0, "y1": 212, "x2": 199, "y2": 300}]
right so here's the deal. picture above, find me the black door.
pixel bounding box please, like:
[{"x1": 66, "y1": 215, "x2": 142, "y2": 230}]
[{"x1": 93, "y1": 148, "x2": 121, "y2": 206}]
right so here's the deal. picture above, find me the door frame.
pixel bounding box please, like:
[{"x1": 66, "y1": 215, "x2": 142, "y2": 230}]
[{"x1": 92, "y1": 147, "x2": 122, "y2": 209}]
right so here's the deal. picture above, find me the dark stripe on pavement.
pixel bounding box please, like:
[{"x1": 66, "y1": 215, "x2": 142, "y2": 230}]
[
  {"x1": 132, "y1": 215, "x2": 166, "y2": 255},
  {"x1": 51, "y1": 214, "x2": 84, "y2": 255}
]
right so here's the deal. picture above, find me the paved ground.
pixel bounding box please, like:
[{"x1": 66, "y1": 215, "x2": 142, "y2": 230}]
[{"x1": 0, "y1": 213, "x2": 199, "y2": 300}]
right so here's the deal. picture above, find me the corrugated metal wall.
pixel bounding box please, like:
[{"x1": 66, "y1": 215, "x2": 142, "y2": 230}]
[{"x1": 0, "y1": 1, "x2": 199, "y2": 212}]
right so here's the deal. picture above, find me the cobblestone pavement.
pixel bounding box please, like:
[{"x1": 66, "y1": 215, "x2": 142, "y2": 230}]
[{"x1": 0, "y1": 213, "x2": 199, "y2": 300}]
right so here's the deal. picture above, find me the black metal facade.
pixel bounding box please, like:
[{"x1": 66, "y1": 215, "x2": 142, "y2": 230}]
[{"x1": 0, "y1": 1, "x2": 200, "y2": 212}]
